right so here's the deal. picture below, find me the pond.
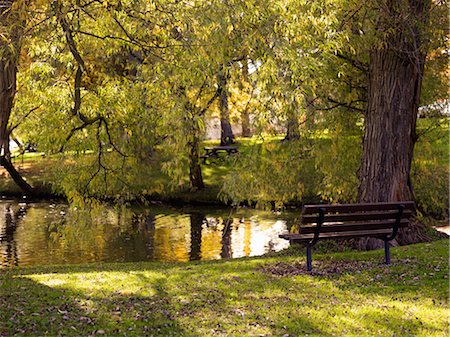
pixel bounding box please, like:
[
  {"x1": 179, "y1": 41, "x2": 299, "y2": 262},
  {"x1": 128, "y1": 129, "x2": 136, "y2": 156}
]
[{"x1": 0, "y1": 199, "x2": 300, "y2": 268}]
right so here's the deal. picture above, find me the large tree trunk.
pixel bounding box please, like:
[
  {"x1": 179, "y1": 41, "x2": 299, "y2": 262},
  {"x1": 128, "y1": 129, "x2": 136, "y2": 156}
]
[
  {"x1": 358, "y1": 0, "x2": 431, "y2": 249},
  {"x1": 0, "y1": 2, "x2": 36, "y2": 196},
  {"x1": 0, "y1": 59, "x2": 15, "y2": 160},
  {"x1": 217, "y1": 71, "x2": 235, "y2": 146}
]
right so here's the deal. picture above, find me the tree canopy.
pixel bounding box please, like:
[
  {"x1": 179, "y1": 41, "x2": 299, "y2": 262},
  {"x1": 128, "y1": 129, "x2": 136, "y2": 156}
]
[{"x1": 0, "y1": 0, "x2": 447, "y2": 217}]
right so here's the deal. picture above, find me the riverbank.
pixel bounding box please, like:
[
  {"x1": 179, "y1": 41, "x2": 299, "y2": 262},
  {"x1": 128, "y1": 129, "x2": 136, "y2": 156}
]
[{"x1": 1, "y1": 239, "x2": 448, "y2": 336}]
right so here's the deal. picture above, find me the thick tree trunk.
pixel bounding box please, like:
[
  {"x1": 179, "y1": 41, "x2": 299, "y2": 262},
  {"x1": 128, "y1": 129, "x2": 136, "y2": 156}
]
[
  {"x1": 0, "y1": 2, "x2": 36, "y2": 196},
  {"x1": 217, "y1": 72, "x2": 235, "y2": 146},
  {"x1": 359, "y1": 52, "x2": 420, "y2": 203},
  {"x1": 357, "y1": 0, "x2": 431, "y2": 248},
  {"x1": 0, "y1": 59, "x2": 15, "y2": 159}
]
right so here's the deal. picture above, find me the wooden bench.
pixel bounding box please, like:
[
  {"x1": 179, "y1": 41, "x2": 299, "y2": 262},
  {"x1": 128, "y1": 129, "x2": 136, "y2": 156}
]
[
  {"x1": 279, "y1": 201, "x2": 415, "y2": 271},
  {"x1": 201, "y1": 146, "x2": 238, "y2": 163}
]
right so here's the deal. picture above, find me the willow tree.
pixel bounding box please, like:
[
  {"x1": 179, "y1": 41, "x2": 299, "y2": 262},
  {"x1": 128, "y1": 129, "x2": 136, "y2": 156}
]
[
  {"x1": 357, "y1": 0, "x2": 447, "y2": 246},
  {"x1": 10, "y1": 0, "x2": 174, "y2": 199},
  {"x1": 156, "y1": 0, "x2": 278, "y2": 191},
  {"x1": 360, "y1": 0, "x2": 431, "y2": 201}
]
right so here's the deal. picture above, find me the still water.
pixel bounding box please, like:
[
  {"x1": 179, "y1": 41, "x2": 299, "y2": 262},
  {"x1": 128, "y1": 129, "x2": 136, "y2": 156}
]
[{"x1": 0, "y1": 199, "x2": 299, "y2": 268}]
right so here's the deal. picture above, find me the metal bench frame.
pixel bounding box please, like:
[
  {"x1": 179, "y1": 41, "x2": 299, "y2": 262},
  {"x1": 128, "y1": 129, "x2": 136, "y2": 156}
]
[{"x1": 279, "y1": 201, "x2": 415, "y2": 271}]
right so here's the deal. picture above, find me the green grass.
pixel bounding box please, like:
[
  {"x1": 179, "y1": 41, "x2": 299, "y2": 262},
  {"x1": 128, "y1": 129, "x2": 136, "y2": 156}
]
[{"x1": 1, "y1": 239, "x2": 448, "y2": 336}]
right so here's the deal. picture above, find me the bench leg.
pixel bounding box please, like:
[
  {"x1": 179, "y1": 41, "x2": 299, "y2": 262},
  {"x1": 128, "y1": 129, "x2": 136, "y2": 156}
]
[
  {"x1": 306, "y1": 246, "x2": 312, "y2": 272},
  {"x1": 384, "y1": 239, "x2": 390, "y2": 265}
]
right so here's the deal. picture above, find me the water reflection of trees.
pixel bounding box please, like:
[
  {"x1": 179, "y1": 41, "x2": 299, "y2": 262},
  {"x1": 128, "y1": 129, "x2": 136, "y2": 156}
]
[
  {"x1": 0, "y1": 201, "x2": 290, "y2": 267},
  {"x1": 0, "y1": 203, "x2": 29, "y2": 267}
]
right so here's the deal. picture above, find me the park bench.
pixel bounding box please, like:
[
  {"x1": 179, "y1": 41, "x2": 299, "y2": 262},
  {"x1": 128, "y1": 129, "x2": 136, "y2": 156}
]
[
  {"x1": 279, "y1": 201, "x2": 415, "y2": 271},
  {"x1": 201, "y1": 145, "x2": 238, "y2": 163}
]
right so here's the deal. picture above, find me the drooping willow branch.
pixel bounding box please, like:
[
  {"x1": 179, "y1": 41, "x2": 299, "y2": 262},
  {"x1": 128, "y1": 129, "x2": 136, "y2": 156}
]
[
  {"x1": 56, "y1": 6, "x2": 125, "y2": 157},
  {"x1": 82, "y1": 119, "x2": 131, "y2": 196}
]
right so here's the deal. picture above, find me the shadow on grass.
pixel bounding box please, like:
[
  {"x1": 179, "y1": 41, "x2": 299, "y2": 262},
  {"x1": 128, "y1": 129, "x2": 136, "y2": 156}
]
[
  {"x1": 0, "y1": 274, "x2": 193, "y2": 337},
  {"x1": 0, "y1": 240, "x2": 447, "y2": 336},
  {"x1": 0, "y1": 263, "x2": 330, "y2": 336}
]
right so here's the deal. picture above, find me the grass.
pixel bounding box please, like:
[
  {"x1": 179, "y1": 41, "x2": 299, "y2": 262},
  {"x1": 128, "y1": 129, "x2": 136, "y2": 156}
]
[{"x1": 1, "y1": 239, "x2": 448, "y2": 336}]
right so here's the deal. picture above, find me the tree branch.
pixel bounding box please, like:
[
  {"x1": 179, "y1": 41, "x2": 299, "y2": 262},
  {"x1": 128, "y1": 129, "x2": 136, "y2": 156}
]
[
  {"x1": 199, "y1": 88, "x2": 220, "y2": 116},
  {"x1": 336, "y1": 53, "x2": 368, "y2": 72},
  {"x1": 8, "y1": 106, "x2": 40, "y2": 134},
  {"x1": 315, "y1": 97, "x2": 365, "y2": 113}
]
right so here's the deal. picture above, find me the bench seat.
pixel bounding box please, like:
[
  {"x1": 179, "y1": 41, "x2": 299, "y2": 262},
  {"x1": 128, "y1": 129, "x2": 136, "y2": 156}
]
[{"x1": 279, "y1": 201, "x2": 415, "y2": 271}]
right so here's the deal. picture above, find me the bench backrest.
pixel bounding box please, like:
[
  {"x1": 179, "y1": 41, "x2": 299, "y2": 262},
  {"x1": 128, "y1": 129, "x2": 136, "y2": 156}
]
[{"x1": 300, "y1": 201, "x2": 415, "y2": 234}]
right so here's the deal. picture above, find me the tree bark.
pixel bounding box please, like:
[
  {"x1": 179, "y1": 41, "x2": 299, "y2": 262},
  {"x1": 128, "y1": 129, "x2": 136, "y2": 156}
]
[
  {"x1": 217, "y1": 71, "x2": 235, "y2": 146},
  {"x1": 358, "y1": 0, "x2": 431, "y2": 248},
  {"x1": 0, "y1": 1, "x2": 36, "y2": 196}
]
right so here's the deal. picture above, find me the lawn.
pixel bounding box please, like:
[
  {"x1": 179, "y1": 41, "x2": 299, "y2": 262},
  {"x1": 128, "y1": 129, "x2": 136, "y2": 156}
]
[{"x1": 1, "y1": 239, "x2": 448, "y2": 336}]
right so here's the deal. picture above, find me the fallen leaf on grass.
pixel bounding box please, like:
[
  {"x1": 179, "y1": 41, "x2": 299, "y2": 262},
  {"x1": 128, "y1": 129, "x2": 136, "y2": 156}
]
[{"x1": 260, "y1": 260, "x2": 377, "y2": 277}]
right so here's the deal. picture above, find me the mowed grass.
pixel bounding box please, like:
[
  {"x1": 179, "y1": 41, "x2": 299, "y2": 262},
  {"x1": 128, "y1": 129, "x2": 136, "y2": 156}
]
[{"x1": 1, "y1": 239, "x2": 448, "y2": 336}]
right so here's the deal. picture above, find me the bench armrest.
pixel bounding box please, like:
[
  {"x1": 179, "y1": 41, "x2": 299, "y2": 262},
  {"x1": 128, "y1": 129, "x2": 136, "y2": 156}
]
[
  {"x1": 386, "y1": 204, "x2": 405, "y2": 241},
  {"x1": 309, "y1": 207, "x2": 325, "y2": 246}
]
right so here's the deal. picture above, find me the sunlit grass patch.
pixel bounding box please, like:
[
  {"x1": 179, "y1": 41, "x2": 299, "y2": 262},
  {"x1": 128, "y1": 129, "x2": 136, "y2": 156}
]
[
  {"x1": 27, "y1": 270, "x2": 165, "y2": 297},
  {"x1": 1, "y1": 239, "x2": 448, "y2": 336}
]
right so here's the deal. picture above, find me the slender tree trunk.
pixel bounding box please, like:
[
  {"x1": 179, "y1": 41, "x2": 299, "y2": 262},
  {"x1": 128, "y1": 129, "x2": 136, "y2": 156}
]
[
  {"x1": 240, "y1": 58, "x2": 251, "y2": 137},
  {"x1": 358, "y1": 0, "x2": 431, "y2": 248},
  {"x1": 241, "y1": 110, "x2": 251, "y2": 137},
  {"x1": 217, "y1": 71, "x2": 235, "y2": 146},
  {"x1": 0, "y1": 2, "x2": 36, "y2": 196},
  {"x1": 188, "y1": 133, "x2": 204, "y2": 191},
  {"x1": 177, "y1": 84, "x2": 205, "y2": 191},
  {"x1": 283, "y1": 102, "x2": 300, "y2": 141}
]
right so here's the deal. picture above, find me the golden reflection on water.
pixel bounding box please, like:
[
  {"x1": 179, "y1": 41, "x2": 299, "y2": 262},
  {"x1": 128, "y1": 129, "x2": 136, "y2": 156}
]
[{"x1": 0, "y1": 200, "x2": 292, "y2": 267}]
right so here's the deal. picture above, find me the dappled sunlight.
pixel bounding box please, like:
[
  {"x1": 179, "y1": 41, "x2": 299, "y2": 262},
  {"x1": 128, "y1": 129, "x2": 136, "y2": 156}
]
[
  {"x1": 1, "y1": 240, "x2": 447, "y2": 336},
  {"x1": 25, "y1": 270, "x2": 165, "y2": 298}
]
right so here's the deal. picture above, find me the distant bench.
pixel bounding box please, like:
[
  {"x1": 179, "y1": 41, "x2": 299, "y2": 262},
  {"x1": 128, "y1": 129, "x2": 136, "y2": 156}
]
[
  {"x1": 279, "y1": 201, "x2": 415, "y2": 271},
  {"x1": 201, "y1": 146, "x2": 238, "y2": 163}
]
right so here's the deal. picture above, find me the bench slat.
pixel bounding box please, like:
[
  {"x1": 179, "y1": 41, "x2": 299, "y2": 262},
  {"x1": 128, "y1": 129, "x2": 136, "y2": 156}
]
[
  {"x1": 279, "y1": 201, "x2": 415, "y2": 272},
  {"x1": 280, "y1": 228, "x2": 393, "y2": 242},
  {"x1": 302, "y1": 201, "x2": 415, "y2": 215},
  {"x1": 301, "y1": 209, "x2": 413, "y2": 224},
  {"x1": 297, "y1": 218, "x2": 409, "y2": 234}
]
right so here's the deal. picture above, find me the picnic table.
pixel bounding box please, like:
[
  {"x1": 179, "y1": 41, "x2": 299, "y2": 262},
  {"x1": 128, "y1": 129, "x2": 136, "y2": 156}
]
[{"x1": 201, "y1": 145, "x2": 238, "y2": 162}]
